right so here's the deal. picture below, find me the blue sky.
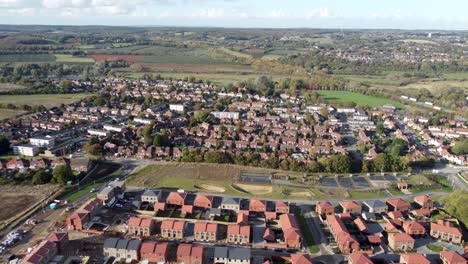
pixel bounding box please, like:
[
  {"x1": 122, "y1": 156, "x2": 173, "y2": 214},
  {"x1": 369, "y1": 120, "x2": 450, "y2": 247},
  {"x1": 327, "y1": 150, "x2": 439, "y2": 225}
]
[{"x1": 0, "y1": 0, "x2": 467, "y2": 30}]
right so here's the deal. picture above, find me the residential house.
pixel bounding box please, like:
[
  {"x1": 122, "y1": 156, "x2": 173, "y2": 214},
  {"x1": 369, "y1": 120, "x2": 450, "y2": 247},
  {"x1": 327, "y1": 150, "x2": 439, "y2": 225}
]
[
  {"x1": 21, "y1": 240, "x2": 58, "y2": 264},
  {"x1": 127, "y1": 217, "x2": 156, "y2": 237},
  {"x1": 140, "y1": 242, "x2": 170, "y2": 264},
  {"x1": 194, "y1": 195, "x2": 214, "y2": 209},
  {"x1": 387, "y1": 198, "x2": 411, "y2": 212},
  {"x1": 414, "y1": 195, "x2": 434, "y2": 209},
  {"x1": 249, "y1": 199, "x2": 266, "y2": 212},
  {"x1": 439, "y1": 251, "x2": 467, "y2": 264},
  {"x1": 141, "y1": 189, "x2": 161, "y2": 203},
  {"x1": 220, "y1": 197, "x2": 240, "y2": 213},
  {"x1": 103, "y1": 238, "x2": 141, "y2": 261},
  {"x1": 214, "y1": 247, "x2": 251, "y2": 264},
  {"x1": 430, "y1": 221, "x2": 463, "y2": 244},
  {"x1": 66, "y1": 198, "x2": 103, "y2": 231},
  {"x1": 160, "y1": 220, "x2": 185, "y2": 239},
  {"x1": 402, "y1": 221, "x2": 426, "y2": 236},
  {"x1": 227, "y1": 224, "x2": 250, "y2": 245},
  {"x1": 348, "y1": 253, "x2": 373, "y2": 264},
  {"x1": 290, "y1": 254, "x2": 313, "y2": 264},
  {"x1": 316, "y1": 201, "x2": 334, "y2": 216},
  {"x1": 279, "y1": 214, "x2": 303, "y2": 249},
  {"x1": 399, "y1": 253, "x2": 430, "y2": 264},
  {"x1": 176, "y1": 244, "x2": 204, "y2": 264},
  {"x1": 388, "y1": 233, "x2": 415, "y2": 251},
  {"x1": 362, "y1": 200, "x2": 388, "y2": 214},
  {"x1": 194, "y1": 222, "x2": 218, "y2": 242},
  {"x1": 326, "y1": 214, "x2": 360, "y2": 254},
  {"x1": 166, "y1": 192, "x2": 187, "y2": 206},
  {"x1": 46, "y1": 232, "x2": 68, "y2": 254},
  {"x1": 339, "y1": 201, "x2": 361, "y2": 214},
  {"x1": 275, "y1": 201, "x2": 289, "y2": 214}
]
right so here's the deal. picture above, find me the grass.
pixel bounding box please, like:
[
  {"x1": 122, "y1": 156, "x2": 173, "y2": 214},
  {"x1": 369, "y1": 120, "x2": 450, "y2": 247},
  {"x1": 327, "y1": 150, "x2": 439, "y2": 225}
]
[
  {"x1": 426, "y1": 244, "x2": 444, "y2": 252},
  {"x1": 295, "y1": 208, "x2": 319, "y2": 253},
  {"x1": 54, "y1": 54, "x2": 95, "y2": 63},
  {"x1": 0, "y1": 109, "x2": 27, "y2": 120},
  {"x1": 0, "y1": 93, "x2": 90, "y2": 108},
  {"x1": 0, "y1": 54, "x2": 55, "y2": 62},
  {"x1": 63, "y1": 182, "x2": 101, "y2": 202},
  {"x1": 0, "y1": 83, "x2": 27, "y2": 92},
  {"x1": 317, "y1": 90, "x2": 405, "y2": 108},
  {"x1": 78, "y1": 44, "x2": 96, "y2": 49},
  {"x1": 407, "y1": 174, "x2": 453, "y2": 193}
]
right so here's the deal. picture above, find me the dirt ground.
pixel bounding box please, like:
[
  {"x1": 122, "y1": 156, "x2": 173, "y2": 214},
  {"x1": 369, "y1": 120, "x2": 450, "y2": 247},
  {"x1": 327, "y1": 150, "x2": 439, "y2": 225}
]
[{"x1": 0, "y1": 184, "x2": 61, "y2": 224}]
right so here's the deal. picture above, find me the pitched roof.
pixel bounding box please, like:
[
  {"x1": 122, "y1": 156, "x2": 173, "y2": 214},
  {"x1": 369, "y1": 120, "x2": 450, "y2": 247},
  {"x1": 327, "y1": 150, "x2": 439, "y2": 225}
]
[
  {"x1": 363, "y1": 200, "x2": 387, "y2": 208},
  {"x1": 400, "y1": 253, "x2": 430, "y2": 264},
  {"x1": 290, "y1": 254, "x2": 313, "y2": 264},
  {"x1": 349, "y1": 252, "x2": 373, "y2": 264},
  {"x1": 431, "y1": 221, "x2": 462, "y2": 236},
  {"x1": 390, "y1": 232, "x2": 414, "y2": 243},
  {"x1": 439, "y1": 251, "x2": 467, "y2": 264},
  {"x1": 339, "y1": 200, "x2": 360, "y2": 209}
]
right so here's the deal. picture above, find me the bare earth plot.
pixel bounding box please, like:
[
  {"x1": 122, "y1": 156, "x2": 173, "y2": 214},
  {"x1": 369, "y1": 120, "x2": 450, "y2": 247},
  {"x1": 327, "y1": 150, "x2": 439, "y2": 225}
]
[{"x1": 0, "y1": 184, "x2": 61, "y2": 225}]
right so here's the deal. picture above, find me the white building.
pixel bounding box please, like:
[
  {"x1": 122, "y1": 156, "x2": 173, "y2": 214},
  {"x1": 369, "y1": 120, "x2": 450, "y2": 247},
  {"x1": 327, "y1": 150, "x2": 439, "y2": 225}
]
[
  {"x1": 211, "y1": 112, "x2": 240, "y2": 120},
  {"x1": 169, "y1": 104, "x2": 185, "y2": 112},
  {"x1": 103, "y1": 124, "x2": 126, "y2": 133},
  {"x1": 13, "y1": 144, "x2": 39, "y2": 157},
  {"x1": 133, "y1": 117, "x2": 153, "y2": 125},
  {"x1": 87, "y1": 129, "x2": 111, "y2": 137},
  {"x1": 29, "y1": 135, "x2": 55, "y2": 148}
]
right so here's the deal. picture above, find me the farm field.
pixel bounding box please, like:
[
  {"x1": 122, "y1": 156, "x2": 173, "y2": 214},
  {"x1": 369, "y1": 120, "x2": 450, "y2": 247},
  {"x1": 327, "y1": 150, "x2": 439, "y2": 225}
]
[
  {"x1": 55, "y1": 54, "x2": 95, "y2": 63},
  {"x1": 0, "y1": 109, "x2": 27, "y2": 120},
  {"x1": 317, "y1": 90, "x2": 405, "y2": 108},
  {"x1": 0, "y1": 83, "x2": 27, "y2": 92},
  {"x1": 0, "y1": 53, "x2": 55, "y2": 63},
  {"x1": 0, "y1": 93, "x2": 90, "y2": 108}
]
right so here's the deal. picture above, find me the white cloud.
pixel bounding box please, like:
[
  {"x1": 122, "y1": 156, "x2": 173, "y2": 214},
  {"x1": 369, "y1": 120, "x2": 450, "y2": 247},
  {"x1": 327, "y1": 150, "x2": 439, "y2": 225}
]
[
  {"x1": 192, "y1": 7, "x2": 225, "y2": 18},
  {"x1": 269, "y1": 8, "x2": 289, "y2": 18},
  {"x1": 306, "y1": 7, "x2": 331, "y2": 18}
]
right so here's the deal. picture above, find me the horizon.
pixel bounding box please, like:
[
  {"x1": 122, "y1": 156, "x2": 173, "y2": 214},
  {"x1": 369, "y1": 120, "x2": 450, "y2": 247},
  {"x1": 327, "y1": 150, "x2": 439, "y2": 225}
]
[{"x1": 0, "y1": 0, "x2": 467, "y2": 30}]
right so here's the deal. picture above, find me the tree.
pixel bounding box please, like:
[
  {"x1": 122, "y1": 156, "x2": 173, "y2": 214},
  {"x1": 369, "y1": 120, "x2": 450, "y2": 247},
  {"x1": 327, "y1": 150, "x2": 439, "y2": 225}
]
[
  {"x1": 373, "y1": 153, "x2": 391, "y2": 172},
  {"x1": 329, "y1": 155, "x2": 351, "y2": 173},
  {"x1": 0, "y1": 136, "x2": 10, "y2": 154},
  {"x1": 376, "y1": 123, "x2": 385, "y2": 135},
  {"x1": 441, "y1": 189, "x2": 468, "y2": 225},
  {"x1": 32, "y1": 170, "x2": 51, "y2": 185},
  {"x1": 306, "y1": 160, "x2": 321, "y2": 173},
  {"x1": 452, "y1": 139, "x2": 468, "y2": 155},
  {"x1": 153, "y1": 133, "x2": 169, "y2": 147},
  {"x1": 52, "y1": 165, "x2": 73, "y2": 185}
]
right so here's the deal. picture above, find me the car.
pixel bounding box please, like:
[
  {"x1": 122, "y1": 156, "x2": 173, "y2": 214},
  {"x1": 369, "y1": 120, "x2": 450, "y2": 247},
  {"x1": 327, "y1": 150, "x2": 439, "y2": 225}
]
[
  {"x1": 89, "y1": 188, "x2": 97, "y2": 193},
  {"x1": 115, "y1": 204, "x2": 123, "y2": 208}
]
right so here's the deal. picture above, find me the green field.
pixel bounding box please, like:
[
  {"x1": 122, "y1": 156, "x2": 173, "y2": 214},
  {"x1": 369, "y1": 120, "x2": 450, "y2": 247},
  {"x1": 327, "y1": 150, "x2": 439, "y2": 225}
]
[
  {"x1": 63, "y1": 183, "x2": 102, "y2": 202},
  {"x1": 78, "y1": 44, "x2": 96, "y2": 49},
  {"x1": 0, "y1": 54, "x2": 56, "y2": 62},
  {"x1": 0, "y1": 93, "x2": 90, "y2": 108},
  {"x1": 55, "y1": 54, "x2": 95, "y2": 63},
  {"x1": 0, "y1": 83, "x2": 27, "y2": 92},
  {"x1": 0, "y1": 109, "x2": 27, "y2": 120},
  {"x1": 317, "y1": 90, "x2": 405, "y2": 108}
]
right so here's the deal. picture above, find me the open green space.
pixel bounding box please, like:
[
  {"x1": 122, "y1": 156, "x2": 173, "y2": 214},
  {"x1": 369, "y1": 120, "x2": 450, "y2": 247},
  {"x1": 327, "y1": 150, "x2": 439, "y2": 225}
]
[
  {"x1": 0, "y1": 83, "x2": 27, "y2": 92},
  {"x1": 0, "y1": 109, "x2": 27, "y2": 120},
  {"x1": 63, "y1": 182, "x2": 102, "y2": 202},
  {"x1": 54, "y1": 54, "x2": 95, "y2": 63},
  {"x1": 317, "y1": 90, "x2": 405, "y2": 108},
  {"x1": 0, "y1": 93, "x2": 90, "y2": 108},
  {"x1": 295, "y1": 207, "x2": 319, "y2": 253},
  {"x1": 407, "y1": 174, "x2": 453, "y2": 193},
  {"x1": 0, "y1": 53, "x2": 56, "y2": 63}
]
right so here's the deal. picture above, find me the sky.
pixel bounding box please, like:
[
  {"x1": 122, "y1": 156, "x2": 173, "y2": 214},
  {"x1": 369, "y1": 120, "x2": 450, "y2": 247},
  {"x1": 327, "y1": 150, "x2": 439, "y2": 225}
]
[{"x1": 0, "y1": 0, "x2": 467, "y2": 30}]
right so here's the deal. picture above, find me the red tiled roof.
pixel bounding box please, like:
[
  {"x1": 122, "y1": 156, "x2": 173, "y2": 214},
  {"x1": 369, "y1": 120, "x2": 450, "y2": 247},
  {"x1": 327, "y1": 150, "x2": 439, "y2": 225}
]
[
  {"x1": 177, "y1": 243, "x2": 192, "y2": 256},
  {"x1": 431, "y1": 221, "x2": 462, "y2": 236},
  {"x1": 367, "y1": 235, "x2": 381, "y2": 244},
  {"x1": 317, "y1": 201, "x2": 333, "y2": 209},
  {"x1": 353, "y1": 218, "x2": 368, "y2": 232},
  {"x1": 339, "y1": 200, "x2": 360, "y2": 209},
  {"x1": 439, "y1": 251, "x2": 467, "y2": 264},
  {"x1": 391, "y1": 232, "x2": 415, "y2": 243},
  {"x1": 400, "y1": 253, "x2": 430, "y2": 264},
  {"x1": 279, "y1": 214, "x2": 299, "y2": 230},
  {"x1": 155, "y1": 242, "x2": 169, "y2": 255},
  {"x1": 349, "y1": 252, "x2": 373, "y2": 264},
  {"x1": 387, "y1": 198, "x2": 410, "y2": 209},
  {"x1": 46, "y1": 232, "x2": 67, "y2": 242},
  {"x1": 290, "y1": 254, "x2": 313, "y2": 264},
  {"x1": 191, "y1": 245, "x2": 204, "y2": 259},
  {"x1": 140, "y1": 241, "x2": 157, "y2": 254}
]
